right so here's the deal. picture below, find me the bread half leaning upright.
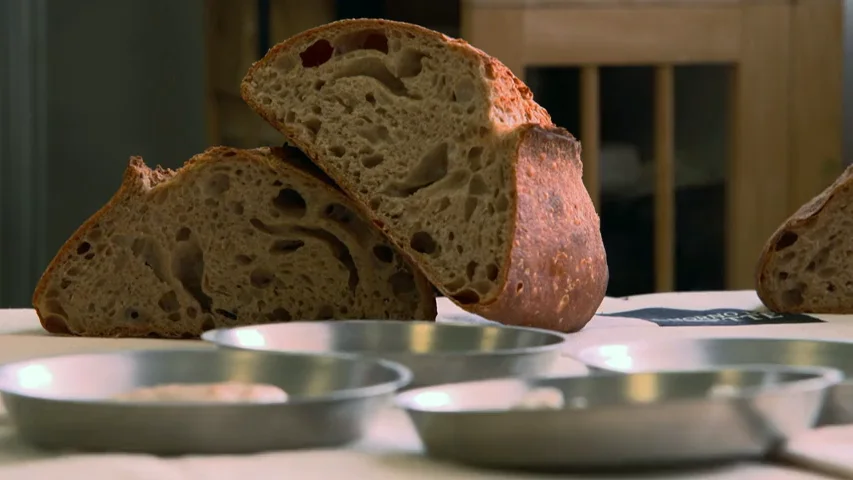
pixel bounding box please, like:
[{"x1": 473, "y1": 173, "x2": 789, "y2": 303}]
[
  {"x1": 241, "y1": 19, "x2": 608, "y2": 332},
  {"x1": 33, "y1": 146, "x2": 436, "y2": 338},
  {"x1": 756, "y1": 165, "x2": 853, "y2": 313}
]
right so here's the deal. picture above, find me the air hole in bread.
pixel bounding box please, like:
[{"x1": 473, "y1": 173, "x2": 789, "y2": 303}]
[
  {"x1": 250, "y1": 267, "x2": 275, "y2": 289},
  {"x1": 314, "y1": 80, "x2": 326, "y2": 91},
  {"x1": 468, "y1": 147, "x2": 483, "y2": 169},
  {"x1": 366, "y1": 93, "x2": 376, "y2": 104},
  {"x1": 266, "y1": 307, "x2": 292, "y2": 323},
  {"x1": 273, "y1": 188, "x2": 307, "y2": 217},
  {"x1": 187, "y1": 306, "x2": 198, "y2": 318},
  {"x1": 452, "y1": 289, "x2": 480, "y2": 305},
  {"x1": 782, "y1": 283, "x2": 806, "y2": 307},
  {"x1": 215, "y1": 308, "x2": 238, "y2": 320},
  {"x1": 827, "y1": 283, "x2": 837, "y2": 293},
  {"x1": 157, "y1": 291, "x2": 180, "y2": 312},
  {"x1": 471, "y1": 280, "x2": 493, "y2": 295},
  {"x1": 411, "y1": 231, "x2": 437, "y2": 255},
  {"x1": 434, "y1": 197, "x2": 451, "y2": 214},
  {"x1": 466, "y1": 261, "x2": 478, "y2": 281},
  {"x1": 806, "y1": 261, "x2": 816, "y2": 272},
  {"x1": 774, "y1": 231, "x2": 799, "y2": 251},
  {"x1": 358, "y1": 125, "x2": 389, "y2": 143},
  {"x1": 300, "y1": 39, "x2": 334, "y2": 68},
  {"x1": 132, "y1": 237, "x2": 170, "y2": 283},
  {"x1": 304, "y1": 118, "x2": 322, "y2": 137},
  {"x1": 362, "y1": 154, "x2": 385, "y2": 168},
  {"x1": 176, "y1": 227, "x2": 191, "y2": 242},
  {"x1": 334, "y1": 58, "x2": 411, "y2": 97},
  {"x1": 495, "y1": 195, "x2": 509, "y2": 212},
  {"x1": 76, "y1": 242, "x2": 91, "y2": 255},
  {"x1": 230, "y1": 201, "x2": 244, "y2": 215},
  {"x1": 60, "y1": 279, "x2": 71, "y2": 289},
  {"x1": 369, "y1": 197, "x2": 382, "y2": 209},
  {"x1": 382, "y1": 143, "x2": 448, "y2": 197},
  {"x1": 373, "y1": 244, "x2": 394, "y2": 263},
  {"x1": 334, "y1": 30, "x2": 389, "y2": 55},
  {"x1": 486, "y1": 263, "x2": 499, "y2": 282},
  {"x1": 317, "y1": 304, "x2": 334, "y2": 319},
  {"x1": 204, "y1": 173, "x2": 230, "y2": 197},
  {"x1": 468, "y1": 174, "x2": 489, "y2": 196},
  {"x1": 397, "y1": 48, "x2": 427, "y2": 78},
  {"x1": 330, "y1": 145, "x2": 346, "y2": 157},
  {"x1": 389, "y1": 271, "x2": 417, "y2": 298},
  {"x1": 202, "y1": 317, "x2": 215, "y2": 331},
  {"x1": 445, "y1": 277, "x2": 466, "y2": 292},
  {"x1": 324, "y1": 203, "x2": 355, "y2": 223},
  {"x1": 168, "y1": 312, "x2": 181, "y2": 322},
  {"x1": 453, "y1": 78, "x2": 475, "y2": 103},
  {"x1": 464, "y1": 197, "x2": 478, "y2": 222},
  {"x1": 270, "y1": 239, "x2": 304, "y2": 255},
  {"x1": 285, "y1": 111, "x2": 296, "y2": 122},
  {"x1": 298, "y1": 227, "x2": 360, "y2": 292},
  {"x1": 43, "y1": 315, "x2": 71, "y2": 334},
  {"x1": 125, "y1": 308, "x2": 142, "y2": 321},
  {"x1": 172, "y1": 239, "x2": 213, "y2": 313}
]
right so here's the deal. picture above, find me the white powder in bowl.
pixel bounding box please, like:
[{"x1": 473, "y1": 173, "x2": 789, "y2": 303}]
[
  {"x1": 112, "y1": 382, "x2": 288, "y2": 403},
  {"x1": 512, "y1": 386, "x2": 567, "y2": 410}
]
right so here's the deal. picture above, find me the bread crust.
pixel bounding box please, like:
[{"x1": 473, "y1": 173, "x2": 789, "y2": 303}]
[
  {"x1": 241, "y1": 19, "x2": 607, "y2": 332},
  {"x1": 32, "y1": 146, "x2": 437, "y2": 337},
  {"x1": 755, "y1": 164, "x2": 853, "y2": 313}
]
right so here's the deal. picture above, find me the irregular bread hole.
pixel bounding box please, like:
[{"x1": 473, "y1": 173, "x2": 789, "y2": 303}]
[
  {"x1": 43, "y1": 315, "x2": 71, "y2": 334},
  {"x1": 304, "y1": 118, "x2": 322, "y2": 137},
  {"x1": 215, "y1": 308, "x2": 238, "y2": 320},
  {"x1": 435, "y1": 197, "x2": 452, "y2": 213},
  {"x1": 410, "y1": 231, "x2": 437, "y2": 255},
  {"x1": 298, "y1": 227, "x2": 360, "y2": 292},
  {"x1": 468, "y1": 174, "x2": 490, "y2": 196},
  {"x1": 171, "y1": 238, "x2": 213, "y2": 313},
  {"x1": 811, "y1": 245, "x2": 832, "y2": 270},
  {"x1": 471, "y1": 280, "x2": 493, "y2": 295},
  {"x1": 464, "y1": 197, "x2": 479, "y2": 222},
  {"x1": 382, "y1": 143, "x2": 448, "y2": 197},
  {"x1": 204, "y1": 173, "x2": 230, "y2": 197},
  {"x1": 250, "y1": 267, "x2": 275, "y2": 289},
  {"x1": 468, "y1": 146, "x2": 483, "y2": 170},
  {"x1": 314, "y1": 80, "x2": 325, "y2": 90},
  {"x1": 366, "y1": 92, "x2": 376, "y2": 104},
  {"x1": 369, "y1": 197, "x2": 382, "y2": 209},
  {"x1": 495, "y1": 195, "x2": 509, "y2": 212},
  {"x1": 235, "y1": 254, "x2": 253, "y2": 265},
  {"x1": 60, "y1": 279, "x2": 72, "y2": 290},
  {"x1": 168, "y1": 312, "x2": 181, "y2": 322},
  {"x1": 45, "y1": 298, "x2": 68, "y2": 319},
  {"x1": 176, "y1": 227, "x2": 191, "y2": 242},
  {"x1": 806, "y1": 261, "x2": 816, "y2": 272},
  {"x1": 230, "y1": 201, "x2": 244, "y2": 215},
  {"x1": 453, "y1": 77, "x2": 476, "y2": 103},
  {"x1": 452, "y1": 289, "x2": 480, "y2": 305},
  {"x1": 333, "y1": 57, "x2": 411, "y2": 97},
  {"x1": 270, "y1": 239, "x2": 305, "y2": 254},
  {"x1": 373, "y1": 244, "x2": 394, "y2": 263},
  {"x1": 273, "y1": 188, "x2": 307, "y2": 217},
  {"x1": 397, "y1": 48, "x2": 427, "y2": 78},
  {"x1": 330, "y1": 145, "x2": 346, "y2": 157},
  {"x1": 317, "y1": 305, "x2": 334, "y2": 320},
  {"x1": 187, "y1": 307, "x2": 198, "y2": 318},
  {"x1": 266, "y1": 308, "x2": 292, "y2": 323},
  {"x1": 446, "y1": 277, "x2": 466, "y2": 292},
  {"x1": 77, "y1": 242, "x2": 91, "y2": 255},
  {"x1": 324, "y1": 203, "x2": 355, "y2": 223},
  {"x1": 358, "y1": 125, "x2": 390, "y2": 143},
  {"x1": 466, "y1": 261, "x2": 478, "y2": 281},
  {"x1": 124, "y1": 307, "x2": 143, "y2": 321},
  {"x1": 362, "y1": 154, "x2": 385, "y2": 168},
  {"x1": 84, "y1": 252, "x2": 95, "y2": 260},
  {"x1": 781, "y1": 283, "x2": 806, "y2": 308},
  {"x1": 132, "y1": 237, "x2": 169, "y2": 283},
  {"x1": 774, "y1": 231, "x2": 799, "y2": 251},
  {"x1": 300, "y1": 39, "x2": 334, "y2": 68},
  {"x1": 778, "y1": 271, "x2": 789, "y2": 281},
  {"x1": 486, "y1": 263, "x2": 500, "y2": 282},
  {"x1": 334, "y1": 30, "x2": 389, "y2": 55},
  {"x1": 202, "y1": 318, "x2": 216, "y2": 331},
  {"x1": 389, "y1": 271, "x2": 417, "y2": 299},
  {"x1": 157, "y1": 291, "x2": 180, "y2": 312}
]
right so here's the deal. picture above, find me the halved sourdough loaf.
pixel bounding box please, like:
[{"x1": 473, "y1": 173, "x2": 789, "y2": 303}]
[
  {"x1": 32, "y1": 146, "x2": 437, "y2": 338},
  {"x1": 241, "y1": 19, "x2": 608, "y2": 332},
  {"x1": 756, "y1": 165, "x2": 853, "y2": 313}
]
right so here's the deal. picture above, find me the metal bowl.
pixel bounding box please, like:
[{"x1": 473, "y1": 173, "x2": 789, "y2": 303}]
[
  {"x1": 570, "y1": 338, "x2": 853, "y2": 425},
  {"x1": 202, "y1": 320, "x2": 565, "y2": 388},
  {"x1": 396, "y1": 366, "x2": 842, "y2": 470},
  {"x1": 0, "y1": 348, "x2": 411, "y2": 455}
]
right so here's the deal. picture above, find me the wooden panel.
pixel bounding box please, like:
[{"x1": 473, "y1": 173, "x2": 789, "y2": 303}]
[
  {"x1": 522, "y1": 7, "x2": 742, "y2": 65},
  {"x1": 787, "y1": 0, "x2": 843, "y2": 212},
  {"x1": 269, "y1": 0, "x2": 335, "y2": 44},
  {"x1": 654, "y1": 65, "x2": 675, "y2": 292},
  {"x1": 460, "y1": 7, "x2": 526, "y2": 78},
  {"x1": 726, "y1": 3, "x2": 791, "y2": 289},
  {"x1": 580, "y1": 66, "x2": 600, "y2": 211}
]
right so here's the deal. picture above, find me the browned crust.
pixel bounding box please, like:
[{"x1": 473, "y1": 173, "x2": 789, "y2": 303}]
[
  {"x1": 32, "y1": 146, "x2": 437, "y2": 337},
  {"x1": 755, "y1": 164, "x2": 853, "y2": 313},
  {"x1": 469, "y1": 125, "x2": 608, "y2": 332}
]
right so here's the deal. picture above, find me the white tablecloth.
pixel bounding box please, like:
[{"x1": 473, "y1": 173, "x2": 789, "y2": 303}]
[{"x1": 0, "y1": 291, "x2": 851, "y2": 480}]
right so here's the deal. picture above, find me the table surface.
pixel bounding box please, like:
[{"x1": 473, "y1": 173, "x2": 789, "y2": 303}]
[{"x1": 1, "y1": 291, "x2": 852, "y2": 480}]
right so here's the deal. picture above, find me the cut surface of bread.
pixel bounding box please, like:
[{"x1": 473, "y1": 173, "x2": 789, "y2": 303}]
[
  {"x1": 32, "y1": 146, "x2": 437, "y2": 338},
  {"x1": 241, "y1": 19, "x2": 608, "y2": 332},
  {"x1": 756, "y1": 165, "x2": 853, "y2": 313}
]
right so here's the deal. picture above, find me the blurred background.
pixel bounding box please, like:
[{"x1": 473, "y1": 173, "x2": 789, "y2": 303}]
[{"x1": 0, "y1": 0, "x2": 847, "y2": 308}]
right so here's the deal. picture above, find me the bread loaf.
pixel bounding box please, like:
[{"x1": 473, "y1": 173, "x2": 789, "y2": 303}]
[
  {"x1": 32, "y1": 146, "x2": 437, "y2": 337},
  {"x1": 241, "y1": 19, "x2": 608, "y2": 332},
  {"x1": 756, "y1": 165, "x2": 853, "y2": 313}
]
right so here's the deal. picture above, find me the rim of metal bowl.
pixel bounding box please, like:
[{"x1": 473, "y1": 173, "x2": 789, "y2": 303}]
[
  {"x1": 395, "y1": 364, "x2": 844, "y2": 414},
  {"x1": 201, "y1": 320, "x2": 568, "y2": 358},
  {"x1": 0, "y1": 348, "x2": 413, "y2": 408}
]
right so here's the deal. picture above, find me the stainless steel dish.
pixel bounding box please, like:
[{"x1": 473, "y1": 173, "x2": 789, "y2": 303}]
[
  {"x1": 202, "y1": 320, "x2": 565, "y2": 388},
  {"x1": 571, "y1": 337, "x2": 853, "y2": 425},
  {"x1": 396, "y1": 366, "x2": 842, "y2": 470},
  {"x1": 0, "y1": 348, "x2": 411, "y2": 454}
]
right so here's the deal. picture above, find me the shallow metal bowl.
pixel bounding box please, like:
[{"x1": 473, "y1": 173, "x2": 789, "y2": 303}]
[
  {"x1": 571, "y1": 337, "x2": 853, "y2": 425},
  {"x1": 0, "y1": 348, "x2": 411, "y2": 455},
  {"x1": 396, "y1": 365, "x2": 841, "y2": 470},
  {"x1": 202, "y1": 320, "x2": 565, "y2": 388}
]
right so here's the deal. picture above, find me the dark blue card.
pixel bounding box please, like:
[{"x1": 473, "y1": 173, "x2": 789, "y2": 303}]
[{"x1": 598, "y1": 308, "x2": 824, "y2": 327}]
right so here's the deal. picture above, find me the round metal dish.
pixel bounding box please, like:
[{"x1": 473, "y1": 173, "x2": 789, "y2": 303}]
[
  {"x1": 0, "y1": 348, "x2": 411, "y2": 455},
  {"x1": 570, "y1": 337, "x2": 853, "y2": 425},
  {"x1": 395, "y1": 366, "x2": 841, "y2": 470},
  {"x1": 202, "y1": 320, "x2": 565, "y2": 388}
]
